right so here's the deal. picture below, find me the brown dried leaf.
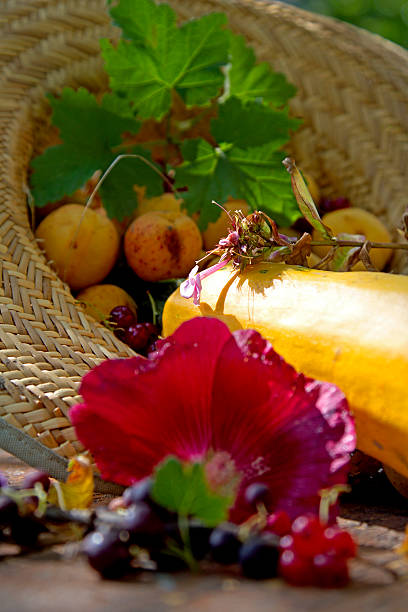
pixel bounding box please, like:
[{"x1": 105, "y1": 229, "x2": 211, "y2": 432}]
[{"x1": 285, "y1": 233, "x2": 312, "y2": 266}]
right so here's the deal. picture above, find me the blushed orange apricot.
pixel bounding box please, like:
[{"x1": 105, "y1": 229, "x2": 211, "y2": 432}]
[{"x1": 124, "y1": 211, "x2": 202, "y2": 282}]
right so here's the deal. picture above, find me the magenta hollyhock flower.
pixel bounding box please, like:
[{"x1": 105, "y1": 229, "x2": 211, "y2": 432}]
[{"x1": 69, "y1": 318, "x2": 355, "y2": 522}]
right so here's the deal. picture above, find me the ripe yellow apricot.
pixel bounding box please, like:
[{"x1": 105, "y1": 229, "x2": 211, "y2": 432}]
[
  {"x1": 124, "y1": 211, "x2": 203, "y2": 282},
  {"x1": 35, "y1": 203, "x2": 120, "y2": 291},
  {"x1": 76, "y1": 284, "x2": 137, "y2": 323},
  {"x1": 135, "y1": 193, "x2": 184, "y2": 218},
  {"x1": 202, "y1": 199, "x2": 250, "y2": 250},
  {"x1": 312, "y1": 207, "x2": 392, "y2": 271}
]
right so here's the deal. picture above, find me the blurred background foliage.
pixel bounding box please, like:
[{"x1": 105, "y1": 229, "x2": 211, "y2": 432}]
[{"x1": 285, "y1": 0, "x2": 408, "y2": 47}]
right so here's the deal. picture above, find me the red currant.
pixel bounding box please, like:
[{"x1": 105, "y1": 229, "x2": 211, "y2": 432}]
[
  {"x1": 312, "y1": 553, "x2": 349, "y2": 588},
  {"x1": 279, "y1": 534, "x2": 295, "y2": 552},
  {"x1": 265, "y1": 510, "x2": 292, "y2": 537},
  {"x1": 290, "y1": 515, "x2": 326, "y2": 558},
  {"x1": 322, "y1": 526, "x2": 357, "y2": 559},
  {"x1": 278, "y1": 549, "x2": 315, "y2": 586}
]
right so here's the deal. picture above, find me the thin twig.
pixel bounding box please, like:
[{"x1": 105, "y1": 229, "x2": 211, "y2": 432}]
[{"x1": 310, "y1": 240, "x2": 408, "y2": 250}]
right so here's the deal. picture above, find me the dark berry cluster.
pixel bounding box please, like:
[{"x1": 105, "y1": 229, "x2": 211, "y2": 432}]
[
  {"x1": 109, "y1": 306, "x2": 158, "y2": 354},
  {"x1": 0, "y1": 470, "x2": 51, "y2": 548},
  {"x1": 82, "y1": 479, "x2": 356, "y2": 585},
  {"x1": 0, "y1": 470, "x2": 357, "y2": 587}
]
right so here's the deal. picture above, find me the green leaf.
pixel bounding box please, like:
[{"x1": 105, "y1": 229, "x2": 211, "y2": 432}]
[
  {"x1": 228, "y1": 33, "x2": 297, "y2": 105},
  {"x1": 30, "y1": 88, "x2": 140, "y2": 207},
  {"x1": 30, "y1": 144, "x2": 102, "y2": 208},
  {"x1": 101, "y1": 2, "x2": 229, "y2": 120},
  {"x1": 211, "y1": 97, "x2": 301, "y2": 150},
  {"x1": 100, "y1": 92, "x2": 136, "y2": 118},
  {"x1": 48, "y1": 88, "x2": 139, "y2": 153},
  {"x1": 99, "y1": 149, "x2": 163, "y2": 220},
  {"x1": 151, "y1": 456, "x2": 231, "y2": 527},
  {"x1": 110, "y1": 0, "x2": 176, "y2": 47},
  {"x1": 174, "y1": 138, "x2": 299, "y2": 229}
]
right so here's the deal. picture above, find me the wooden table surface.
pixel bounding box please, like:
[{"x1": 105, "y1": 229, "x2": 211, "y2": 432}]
[{"x1": 1, "y1": 449, "x2": 408, "y2": 612}]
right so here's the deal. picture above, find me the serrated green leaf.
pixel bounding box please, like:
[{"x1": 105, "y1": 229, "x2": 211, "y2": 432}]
[
  {"x1": 151, "y1": 456, "x2": 231, "y2": 526},
  {"x1": 99, "y1": 149, "x2": 163, "y2": 220},
  {"x1": 48, "y1": 88, "x2": 139, "y2": 152},
  {"x1": 228, "y1": 33, "x2": 297, "y2": 105},
  {"x1": 212, "y1": 97, "x2": 300, "y2": 149},
  {"x1": 100, "y1": 92, "x2": 136, "y2": 118},
  {"x1": 110, "y1": 0, "x2": 175, "y2": 46},
  {"x1": 101, "y1": 6, "x2": 229, "y2": 120},
  {"x1": 30, "y1": 144, "x2": 103, "y2": 208},
  {"x1": 30, "y1": 88, "x2": 140, "y2": 208},
  {"x1": 174, "y1": 138, "x2": 299, "y2": 229}
]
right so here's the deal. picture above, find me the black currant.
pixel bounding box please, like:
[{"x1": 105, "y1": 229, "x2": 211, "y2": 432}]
[
  {"x1": 109, "y1": 306, "x2": 136, "y2": 330},
  {"x1": 22, "y1": 470, "x2": 51, "y2": 492},
  {"x1": 188, "y1": 521, "x2": 212, "y2": 561},
  {"x1": 120, "y1": 502, "x2": 165, "y2": 548},
  {"x1": 124, "y1": 324, "x2": 152, "y2": 352},
  {"x1": 0, "y1": 495, "x2": 19, "y2": 527},
  {"x1": 244, "y1": 482, "x2": 270, "y2": 508},
  {"x1": 122, "y1": 478, "x2": 153, "y2": 507},
  {"x1": 209, "y1": 523, "x2": 241, "y2": 565},
  {"x1": 10, "y1": 515, "x2": 46, "y2": 548},
  {"x1": 82, "y1": 529, "x2": 132, "y2": 579},
  {"x1": 239, "y1": 533, "x2": 280, "y2": 580}
]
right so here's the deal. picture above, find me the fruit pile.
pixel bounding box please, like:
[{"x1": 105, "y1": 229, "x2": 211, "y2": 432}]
[
  {"x1": 28, "y1": 0, "x2": 397, "y2": 356},
  {"x1": 0, "y1": 469, "x2": 357, "y2": 587}
]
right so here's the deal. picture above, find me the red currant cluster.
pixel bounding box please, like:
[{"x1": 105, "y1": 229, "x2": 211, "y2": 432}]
[
  {"x1": 109, "y1": 305, "x2": 158, "y2": 354},
  {"x1": 277, "y1": 514, "x2": 356, "y2": 588},
  {"x1": 242, "y1": 482, "x2": 356, "y2": 587}
]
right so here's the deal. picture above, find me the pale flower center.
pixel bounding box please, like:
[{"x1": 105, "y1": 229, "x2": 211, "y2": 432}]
[{"x1": 204, "y1": 451, "x2": 242, "y2": 499}]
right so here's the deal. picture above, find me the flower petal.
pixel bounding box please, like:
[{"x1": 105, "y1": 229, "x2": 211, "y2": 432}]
[
  {"x1": 70, "y1": 318, "x2": 232, "y2": 484},
  {"x1": 207, "y1": 328, "x2": 355, "y2": 521}
]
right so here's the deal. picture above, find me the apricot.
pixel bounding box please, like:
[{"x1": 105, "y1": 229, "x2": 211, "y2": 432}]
[
  {"x1": 135, "y1": 193, "x2": 184, "y2": 218},
  {"x1": 76, "y1": 284, "x2": 137, "y2": 323},
  {"x1": 202, "y1": 199, "x2": 250, "y2": 250},
  {"x1": 312, "y1": 207, "x2": 392, "y2": 271},
  {"x1": 124, "y1": 211, "x2": 203, "y2": 281},
  {"x1": 35, "y1": 203, "x2": 120, "y2": 290}
]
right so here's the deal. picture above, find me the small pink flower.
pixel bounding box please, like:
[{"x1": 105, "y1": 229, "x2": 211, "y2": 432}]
[
  {"x1": 180, "y1": 265, "x2": 202, "y2": 306},
  {"x1": 70, "y1": 318, "x2": 355, "y2": 522},
  {"x1": 180, "y1": 258, "x2": 231, "y2": 305}
]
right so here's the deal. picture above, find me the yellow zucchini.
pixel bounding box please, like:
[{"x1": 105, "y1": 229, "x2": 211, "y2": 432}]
[{"x1": 163, "y1": 263, "x2": 408, "y2": 477}]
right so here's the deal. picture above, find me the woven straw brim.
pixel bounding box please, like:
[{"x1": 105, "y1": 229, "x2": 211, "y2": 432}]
[{"x1": 0, "y1": 0, "x2": 407, "y2": 464}]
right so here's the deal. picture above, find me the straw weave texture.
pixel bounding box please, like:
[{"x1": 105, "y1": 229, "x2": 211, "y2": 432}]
[{"x1": 0, "y1": 0, "x2": 407, "y2": 462}]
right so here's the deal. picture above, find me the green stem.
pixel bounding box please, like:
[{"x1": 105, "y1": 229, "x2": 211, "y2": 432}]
[
  {"x1": 311, "y1": 240, "x2": 408, "y2": 250},
  {"x1": 178, "y1": 514, "x2": 199, "y2": 572}
]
